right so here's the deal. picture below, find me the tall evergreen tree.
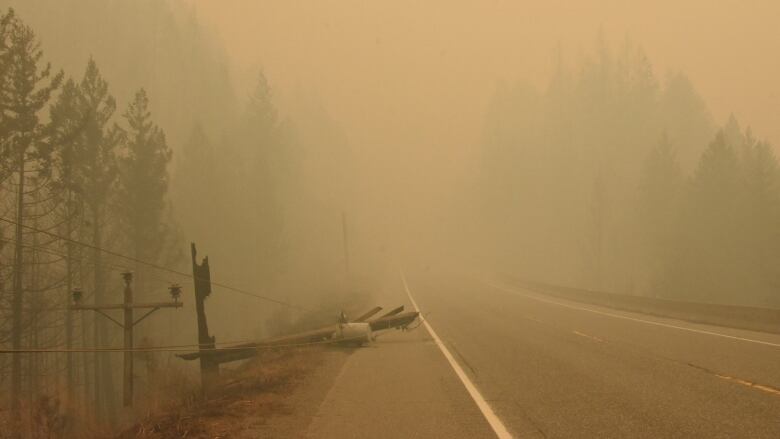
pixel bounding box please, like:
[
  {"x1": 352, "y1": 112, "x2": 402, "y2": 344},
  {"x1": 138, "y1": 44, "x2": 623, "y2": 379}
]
[
  {"x1": 479, "y1": 35, "x2": 713, "y2": 287},
  {"x1": 71, "y1": 58, "x2": 121, "y2": 420},
  {"x1": 118, "y1": 88, "x2": 172, "y2": 301},
  {"x1": 1, "y1": 9, "x2": 62, "y2": 412},
  {"x1": 675, "y1": 130, "x2": 744, "y2": 302},
  {"x1": 0, "y1": 9, "x2": 17, "y2": 166},
  {"x1": 173, "y1": 122, "x2": 220, "y2": 241},
  {"x1": 238, "y1": 71, "x2": 290, "y2": 286},
  {"x1": 660, "y1": 122, "x2": 780, "y2": 305},
  {"x1": 636, "y1": 134, "x2": 684, "y2": 293},
  {"x1": 692, "y1": 131, "x2": 742, "y2": 218},
  {"x1": 47, "y1": 77, "x2": 84, "y2": 401},
  {"x1": 738, "y1": 131, "x2": 780, "y2": 303},
  {"x1": 659, "y1": 73, "x2": 713, "y2": 168}
]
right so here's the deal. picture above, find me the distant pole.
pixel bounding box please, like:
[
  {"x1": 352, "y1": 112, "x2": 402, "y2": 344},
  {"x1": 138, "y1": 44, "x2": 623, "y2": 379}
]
[{"x1": 342, "y1": 211, "x2": 350, "y2": 276}]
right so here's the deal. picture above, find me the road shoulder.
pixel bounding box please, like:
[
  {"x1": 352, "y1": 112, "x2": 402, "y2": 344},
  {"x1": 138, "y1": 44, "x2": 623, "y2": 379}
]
[{"x1": 306, "y1": 327, "x2": 497, "y2": 438}]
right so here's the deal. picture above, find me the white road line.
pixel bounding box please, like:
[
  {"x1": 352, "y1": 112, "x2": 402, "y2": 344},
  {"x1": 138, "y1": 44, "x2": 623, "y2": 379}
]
[
  {"x1": 486, "y1": 282, "x2": 780, "y2": 349},
  {"x1": 401, "y1": 270, "x2": 513, "y2": 439}
]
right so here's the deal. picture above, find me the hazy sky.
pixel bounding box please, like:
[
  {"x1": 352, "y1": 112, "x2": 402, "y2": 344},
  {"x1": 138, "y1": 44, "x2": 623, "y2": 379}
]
[{"x1": 189, "y1": 0, "x2": 779, "y2": 165}]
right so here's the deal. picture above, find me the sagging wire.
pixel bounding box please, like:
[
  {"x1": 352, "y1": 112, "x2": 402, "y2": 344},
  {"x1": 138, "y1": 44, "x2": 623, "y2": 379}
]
[
  {"x1": 0, "y1": 331, "x2": 376, "y2": 354},
  {"x1": 0, "y1": 215, "x2": 310, "y2": 311}
]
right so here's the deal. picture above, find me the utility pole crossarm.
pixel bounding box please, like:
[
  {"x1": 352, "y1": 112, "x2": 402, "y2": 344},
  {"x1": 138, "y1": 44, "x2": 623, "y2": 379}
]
[
  {"x1": 69, "y1": 274, "x2": 183, "y2": 407},
  {"x1": 92, "y1": 309, "x2": 125, "y2": 329},
  {"x1": 69, "y1": 301, "x2": 183, "y2": 311},
  {"x1": 133, "y1": 306, "x2": 169, "y2": 326}
]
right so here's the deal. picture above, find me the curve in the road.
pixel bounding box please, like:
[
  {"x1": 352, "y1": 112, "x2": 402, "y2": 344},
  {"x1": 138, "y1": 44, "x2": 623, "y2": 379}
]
[{"x1": 486, "y1": 282, "x2": 780, "y2": 349}]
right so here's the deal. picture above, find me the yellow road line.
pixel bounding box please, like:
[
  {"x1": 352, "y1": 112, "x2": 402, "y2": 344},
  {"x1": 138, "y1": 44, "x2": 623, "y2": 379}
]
[
  {"x1": 573, "y1": 330, "x2": 603, "y2": 343},
  {"x1": 713, "y1": 374, "x2": 780, "y2": 397}
]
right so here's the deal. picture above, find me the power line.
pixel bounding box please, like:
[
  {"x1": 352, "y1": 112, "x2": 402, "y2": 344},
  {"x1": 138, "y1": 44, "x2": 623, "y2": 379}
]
[
  {"x1": 0, "y1": 236, "x2": 176, "y2": 286},
  {"x1": 0, "y1": 215, "x2": 308, "y2": 311},
  {"x1": 0, "y1": 333, "x2": 370, "y2": 354},
  {"x1": 0, "y1": 339, "x2": 249, "y2": 352}
]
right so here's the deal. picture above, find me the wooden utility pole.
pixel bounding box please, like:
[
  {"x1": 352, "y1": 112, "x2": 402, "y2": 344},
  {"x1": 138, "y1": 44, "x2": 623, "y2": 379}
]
[
  {"x1": 122, "y1": 272, "x2": 133, "y2": 407},
  {"x1": 341, "y1": 211, "x2": 350, "y2": 276},
  {"x1": 191, "y1": 243, "x2": 218, "y2": 394},
  {"x1": 71, "y1": 272, "x2": 182, "y2": 407}
]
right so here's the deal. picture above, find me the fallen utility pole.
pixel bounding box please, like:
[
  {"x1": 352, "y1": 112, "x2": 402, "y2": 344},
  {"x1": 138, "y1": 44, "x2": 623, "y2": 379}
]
[
  {"x1": 177, "y1": 306, "x2": 419, "y2": 366},
  {"x1": 354, "y1": 306, "x2": 383, "y2": 322},
  {"x1": 377, "y1": 305, "x2": 405, "y2": 319},
  {"x1": 71, "y1": 272, "x2": 183, "y2": 407}
]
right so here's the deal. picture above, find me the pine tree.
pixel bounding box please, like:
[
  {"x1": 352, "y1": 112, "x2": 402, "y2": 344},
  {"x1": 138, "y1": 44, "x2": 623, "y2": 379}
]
[
  {"x1": 723, "y1": 114, "x2": 744, "y2": 152},
  {"x1": 667, "y1": 121, "x2": 780, "y2": 305},
  {"x1": 0, "y1": 9, "x2": 17, "y2": 165},
  {"x1": 238, "y1": 71, "x2": 289, "y2": 286},
  {"x1": 118, "y1": 88, "x2": 172, "y2": 302},
  {"x1": 739, "y1": 131, "x2": 780, "y2": 304},
  {"x1": 659, "y1": 73, "x2": 713, "y2": 169},
  {"x1": 47, "y1": 77, "x2": 84, "y2": 400},
  {"x1": 71, "y1": 58, "x2": 121, "y2": 420},
  {"x1": 173, "y1": 122, "x2": 219, "y2": 241},
  {"x1": 636, "y1": 134, "x2": 684, "y2": 293},
  {"x1": 0, "y1": 11, "x2": 15, "y2": 371},
  {"x1": 677, "y1": 130, "x2": 744, "y2": 302},
  {"x1": 692, "y1": 130, "x2": 741, "y2": 218},
  {"x1": 1, "y1": 9, "x2": 62, "y2": 412},
  {"x1": 247, "y1": 71, "x2": 278, "y2": 135}
]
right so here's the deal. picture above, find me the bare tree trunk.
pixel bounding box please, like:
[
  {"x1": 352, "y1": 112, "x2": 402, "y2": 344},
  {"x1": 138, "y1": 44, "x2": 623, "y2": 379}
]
[
  {"x1": 65, "y1": 191, "x2": 74, "y2": 398},
  {"x1": 11, "y1": 149, "x2": 25, "y2": 413},
  {"x1": 29, "y1": 226, "x2": 40, "y2": 402}
]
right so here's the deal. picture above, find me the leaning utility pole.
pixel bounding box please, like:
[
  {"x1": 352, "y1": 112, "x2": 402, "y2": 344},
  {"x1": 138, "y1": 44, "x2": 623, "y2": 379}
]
[
  {"x1": 71, "y1": 272, "x2": 182, "y2": 407},
  {"x1": 191, "y1": 243, "x2": 218, "y2": 394}
]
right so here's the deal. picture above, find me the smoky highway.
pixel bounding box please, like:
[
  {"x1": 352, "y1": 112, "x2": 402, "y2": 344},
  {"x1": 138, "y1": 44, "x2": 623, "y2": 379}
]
[{"x1": 389, "y1": 271, "x2": 780, "y2": 438}]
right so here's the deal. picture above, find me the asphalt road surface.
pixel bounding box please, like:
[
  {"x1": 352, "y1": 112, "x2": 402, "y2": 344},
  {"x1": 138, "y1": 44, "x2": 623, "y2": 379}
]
[{"x1": 395, "y1": 271, "x2": 780, "y2": 438}]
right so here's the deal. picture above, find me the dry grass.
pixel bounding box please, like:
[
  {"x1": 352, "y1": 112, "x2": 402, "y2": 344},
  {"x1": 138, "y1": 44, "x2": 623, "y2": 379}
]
[
  {"x1": 0, "y1": 332, "x2": 332, "y2": 438},
  {"x1": 116, "y1": 347, "x2": 325, "y2": 439},
  {"x1": 0, "y1": 394, "x2": 112, "y2": 439}
]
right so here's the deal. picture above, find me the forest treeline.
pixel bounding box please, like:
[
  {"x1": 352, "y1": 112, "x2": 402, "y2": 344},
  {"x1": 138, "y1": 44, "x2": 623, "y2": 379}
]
[
  {"x1": 0, "y1": 6, "x2": 181, "y2": 430},
  {"x1": 0, "y1": 5, "x2": 339, "y2": 434},
  {"x1": 1, "y1": 0, "x2": 359, "y2": 306},
  {"x1": 2, "y1": 1, "x2": 779, "y2": 436},
  {"x1": 481, "y1": 37, "x2": 780, "y2": 307}
]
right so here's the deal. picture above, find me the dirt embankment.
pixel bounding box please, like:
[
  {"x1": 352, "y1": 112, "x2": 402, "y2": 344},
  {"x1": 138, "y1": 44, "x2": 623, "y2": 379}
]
[{"x1": 117, "y1": 347, "x2": 351, "y2": 439}]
